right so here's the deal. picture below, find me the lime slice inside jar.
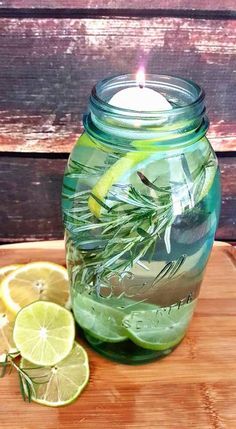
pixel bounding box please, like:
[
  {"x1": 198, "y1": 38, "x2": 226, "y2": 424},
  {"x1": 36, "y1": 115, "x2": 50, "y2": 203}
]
[{"x1": 122, "y1": 300, "x2": 196, "y2": 351}]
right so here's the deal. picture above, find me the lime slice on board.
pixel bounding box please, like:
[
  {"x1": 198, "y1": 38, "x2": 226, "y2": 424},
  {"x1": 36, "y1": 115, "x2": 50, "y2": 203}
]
[
  {"x1": 1, "y1": 262, "x2": 70, "y2": 315},
  {"x1": 13, "y1": 301, "x2": 75, "y2": 366},
  {"x1": 20, "y1": 341, "x2": 89, "y2": 407},
  {"x1": 122, "y1": 300, "x2": 196, "y2": 351}
]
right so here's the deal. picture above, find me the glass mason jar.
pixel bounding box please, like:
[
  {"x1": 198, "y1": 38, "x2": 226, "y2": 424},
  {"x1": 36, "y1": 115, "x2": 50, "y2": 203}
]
[{"x1": 62, "y1": 74, "x2": 221, "y2": 364}]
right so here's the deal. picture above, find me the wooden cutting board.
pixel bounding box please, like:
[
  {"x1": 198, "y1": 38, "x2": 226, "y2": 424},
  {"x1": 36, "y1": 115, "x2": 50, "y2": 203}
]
[{"x1": 0, "y1": 241, "x2": 235, "y2": 429}]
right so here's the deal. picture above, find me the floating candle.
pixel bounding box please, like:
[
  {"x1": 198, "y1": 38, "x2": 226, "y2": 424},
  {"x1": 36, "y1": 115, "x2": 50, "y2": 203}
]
[{"x1": 109, "y1": 68, "x2": 172, "y2": 111}]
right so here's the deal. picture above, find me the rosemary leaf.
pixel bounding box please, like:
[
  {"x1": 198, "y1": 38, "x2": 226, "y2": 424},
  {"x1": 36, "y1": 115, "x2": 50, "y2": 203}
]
[
  {"x1": 18, "y1": 372, "x2": 27, "y2": 402},
  {"x1": 90, "y1": 193, "x2": 111, "y2": 212},
  {"x1": 24, "y1": 378, "x2": 33, "y2": 403},
  {"x1": 169, "y1": 255, "x2": 186, "y2": 278},
  {"x1": 164, "y1": 223, "x2": 172, "y2": 254},
  {"x1": 137, "y1": 227, "x2": 152, "y2": 239},
  {"x1": 137, "y1": 171, "x2": 171, "y2": 193}
]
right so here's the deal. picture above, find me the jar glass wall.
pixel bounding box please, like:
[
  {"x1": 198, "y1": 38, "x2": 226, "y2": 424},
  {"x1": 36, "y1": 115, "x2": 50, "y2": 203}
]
[{"x1": 62, "y1": 74, "x2": 221, "y2": 364}]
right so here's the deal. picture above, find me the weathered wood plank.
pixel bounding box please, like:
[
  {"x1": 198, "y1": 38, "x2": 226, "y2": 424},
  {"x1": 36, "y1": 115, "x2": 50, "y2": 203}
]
[
  {"x1": 0, "y1": 156, "x2": 64, "y2": 242},
  {"x1": 0, "y1": 155, "x2": 235, "y2": 243},
  {"x1": 0, "y1": 17, "x2": 235, "y2": 153},
  {"x1": 1, "y1": 1, "x2": 236, "y2": 12}
]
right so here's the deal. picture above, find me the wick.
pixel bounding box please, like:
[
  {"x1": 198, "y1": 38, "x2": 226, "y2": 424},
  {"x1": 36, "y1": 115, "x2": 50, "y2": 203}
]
[{"x1": 139, "y1": 84, "x2": 144, "y2": 89}]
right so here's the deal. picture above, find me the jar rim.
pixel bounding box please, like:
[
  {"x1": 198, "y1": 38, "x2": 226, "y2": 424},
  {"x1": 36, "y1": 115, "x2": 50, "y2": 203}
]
[
  {"x1": 85, "y1": 73, "x2": 208, "y2": 149},
  {"x1": 91, "y1": 73, "x2": 205, "y2": 118}
]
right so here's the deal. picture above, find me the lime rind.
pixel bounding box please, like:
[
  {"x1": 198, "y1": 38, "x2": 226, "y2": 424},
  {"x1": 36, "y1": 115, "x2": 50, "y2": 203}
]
[{"x1": 198, "y1": 163, "x2": 217, "y2": 202}]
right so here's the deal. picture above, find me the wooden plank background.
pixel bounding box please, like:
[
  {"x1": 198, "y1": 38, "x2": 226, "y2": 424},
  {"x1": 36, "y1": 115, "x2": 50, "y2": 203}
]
[
  {"x1": 0, "y1": 2, "x2": 235, "y2": 243},
  {"x1": 1, "y1": 1, "x2": 236, "y2": 12},
  {"x1": 0, "y1": 17, "x2": 235, "y2": 153}
]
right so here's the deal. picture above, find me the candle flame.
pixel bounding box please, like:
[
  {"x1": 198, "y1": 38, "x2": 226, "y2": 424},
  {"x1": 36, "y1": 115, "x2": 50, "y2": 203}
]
[{"x1": 136, "y1": 67, "x2": 145, "y2": 88}]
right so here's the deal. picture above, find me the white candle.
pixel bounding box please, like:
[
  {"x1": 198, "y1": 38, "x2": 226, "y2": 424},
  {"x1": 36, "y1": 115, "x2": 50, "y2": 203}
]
[{"x1": 109, "y1": 69, "x2": 172, "y2": 111}]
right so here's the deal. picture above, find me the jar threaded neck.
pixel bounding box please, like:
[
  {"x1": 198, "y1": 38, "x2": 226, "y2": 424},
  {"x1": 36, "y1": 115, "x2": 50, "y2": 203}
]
[{"x1": 84, "y1": 74, "x2": 208, "y2": 151}]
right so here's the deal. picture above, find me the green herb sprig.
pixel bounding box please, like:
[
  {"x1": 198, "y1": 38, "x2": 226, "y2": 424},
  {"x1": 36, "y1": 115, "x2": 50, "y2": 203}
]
[
  {"x1": 62, "y1": 150, "x2": 217, "y2": 296},
  {"x1": 0, "y1": 352, "x2": 49, "y2": 402}
]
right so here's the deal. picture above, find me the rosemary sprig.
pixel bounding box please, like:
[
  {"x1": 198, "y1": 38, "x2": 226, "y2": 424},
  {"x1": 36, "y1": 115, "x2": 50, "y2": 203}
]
[
  {"x1": 0, "y1": 352, "x2": 49, "y2": 402},
  {"x1": 63, "y1": 149, "x2": 217, "y2": 296}
]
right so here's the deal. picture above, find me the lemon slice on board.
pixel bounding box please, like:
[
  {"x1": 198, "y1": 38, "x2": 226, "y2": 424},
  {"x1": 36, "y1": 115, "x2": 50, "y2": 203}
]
[
  {"x1": 13, "y1": 301, "x2": 75, "y2": 366},
  {"x1": 0, "y1": 265, "x2": 23, "y2": 361},
  {"x1": 20, "y1": 341, "x2": 89, "y2": 407},
  {"x1": 1, "y1": 262, "x2": 70, "y2": 315},
  {"x1": 0, "y1": 265, "x2": 23, "y2": 298},
  {"x1": 0, "y1": 299, "x2": 18, "y2": 362}
]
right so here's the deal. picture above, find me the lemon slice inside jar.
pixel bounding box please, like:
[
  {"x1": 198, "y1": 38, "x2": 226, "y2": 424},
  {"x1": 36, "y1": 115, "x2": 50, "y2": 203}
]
[
  {"x1": 88, "y1": 149, "x2": 217, "y2": 219},
  {"x1": 88, "y1": 151, "x2": 149, "y2": 218}
]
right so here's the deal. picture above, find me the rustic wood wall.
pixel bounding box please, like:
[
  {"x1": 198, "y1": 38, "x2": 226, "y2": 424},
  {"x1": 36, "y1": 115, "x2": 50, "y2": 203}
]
[{"x1": 0, "y1": 1, "x2": 235, "y2": 244}]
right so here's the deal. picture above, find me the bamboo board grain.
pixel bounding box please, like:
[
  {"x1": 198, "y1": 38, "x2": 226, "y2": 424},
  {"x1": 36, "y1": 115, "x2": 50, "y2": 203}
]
[
  {"x1": 0, "y1": 240, "x2": 235, "y2": 429},
  {"x1": 0, "y1": 17, "x2": 235, "y2": 153}
]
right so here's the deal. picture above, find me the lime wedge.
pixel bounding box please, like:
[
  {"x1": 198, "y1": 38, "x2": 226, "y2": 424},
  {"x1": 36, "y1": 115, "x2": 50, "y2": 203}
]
[
  {"x1": 198, "y1": 162, "x2": 217, "y2": 201},
  {"x1": 13, "y1": 301, "x2": 75, "y2": 366},
  {"x1": 122, "y1": 300, "x2": 196, "y2": 351},
  {"x1": 20, "y1": 341, "x2": 89, "y2": 407},
  {"x1": 73, "y1": 293, "x2": 127, "y2": 342}
]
